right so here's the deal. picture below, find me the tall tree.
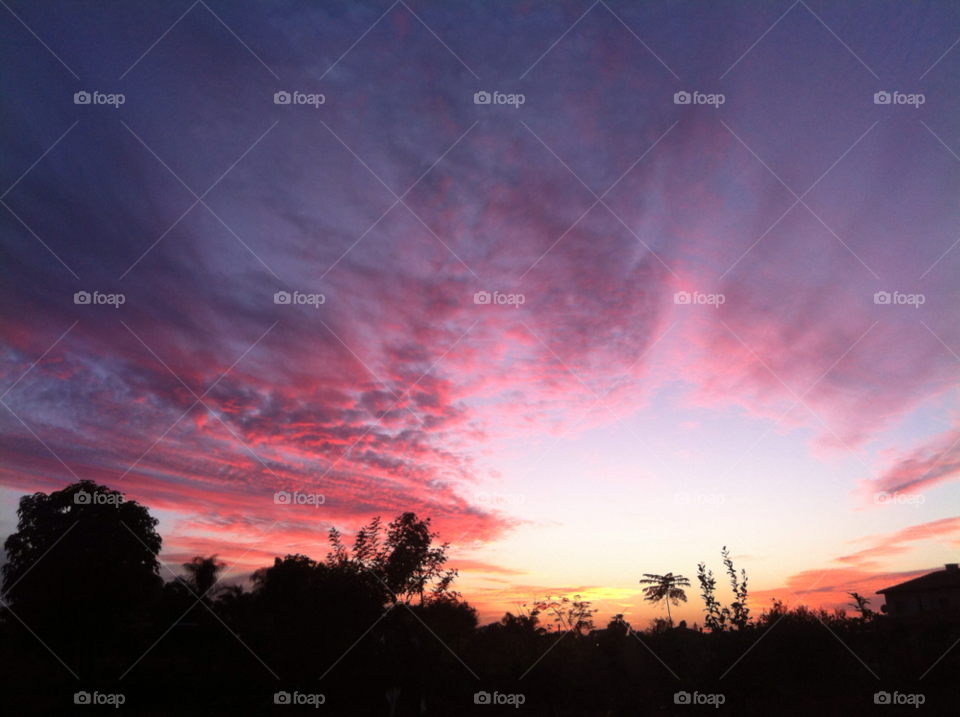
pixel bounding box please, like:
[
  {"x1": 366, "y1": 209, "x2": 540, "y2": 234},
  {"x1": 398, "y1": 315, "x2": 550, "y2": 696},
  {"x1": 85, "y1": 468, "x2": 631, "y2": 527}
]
[
  {"x1": 327, "y1": 512, "x2": 459, "y2": 605},
  {"x1": 639, "y1": 573, "x2": 690, "y2": 625},
  {"x1": 180, "y1": 555, "x2": 226, "y2": 601},
  {"x1": 2, "y1": 480, "x2": 163, "y2": 651}
]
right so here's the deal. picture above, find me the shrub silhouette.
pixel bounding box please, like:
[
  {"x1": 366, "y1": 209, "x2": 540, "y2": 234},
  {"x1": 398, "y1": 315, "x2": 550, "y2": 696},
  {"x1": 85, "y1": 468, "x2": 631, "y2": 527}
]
[{"x1": 2, "y1": 482, "x2": 960, "y2": 715}]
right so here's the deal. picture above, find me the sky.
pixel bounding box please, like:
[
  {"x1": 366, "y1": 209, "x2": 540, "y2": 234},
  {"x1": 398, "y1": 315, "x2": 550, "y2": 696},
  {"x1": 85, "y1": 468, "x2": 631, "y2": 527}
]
[{"x1": 1, "y1": 0, "x2": 959, "y2": 627}]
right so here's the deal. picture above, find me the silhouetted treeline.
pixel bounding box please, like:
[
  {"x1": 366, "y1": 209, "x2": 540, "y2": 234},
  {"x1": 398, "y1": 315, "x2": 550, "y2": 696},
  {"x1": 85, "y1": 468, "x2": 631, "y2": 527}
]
[{"x1": 1, "y1": 481, "x2": 958, "y2": 715}]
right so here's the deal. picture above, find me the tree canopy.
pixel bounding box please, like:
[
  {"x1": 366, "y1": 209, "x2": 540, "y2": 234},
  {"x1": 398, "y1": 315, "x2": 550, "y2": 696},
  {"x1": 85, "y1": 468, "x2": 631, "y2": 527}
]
[{"x1": 2, "y1": 479, "x2": 162, "y2": 635}]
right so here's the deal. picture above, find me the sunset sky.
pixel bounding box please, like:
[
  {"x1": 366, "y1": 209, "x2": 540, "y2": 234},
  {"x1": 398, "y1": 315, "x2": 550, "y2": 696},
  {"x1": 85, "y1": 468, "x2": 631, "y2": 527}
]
[{"x1": 2, "y1": 0, "x2": 959, "y2": 627}]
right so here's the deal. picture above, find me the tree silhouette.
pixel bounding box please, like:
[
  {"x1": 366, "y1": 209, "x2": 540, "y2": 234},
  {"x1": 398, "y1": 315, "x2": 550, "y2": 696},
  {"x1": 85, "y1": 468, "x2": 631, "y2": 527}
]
[
  {"x1": 2, "y1": 480, "x2": 162, "y2": 624},
  {"x1": 0, "y1": 482, "x2": 958, "y2": 714},
  {"x1": 327, "y1": 512, "x2": 459, "y2": 605},
  {"x1": 697, "y1": 561, "x2": 727, "y2": 631},
  {"x1": 697, "y1": 547, "x2": 750, "y2": 631},
  {"x1": 847, "y1": 591, "x2": 875, "y2": 625},
  {"x1": 179, "y1": 555, "x2": 226, "y2": 602},
  {"x1": 531, "y1": 594, "x2": 595, "y2": 638},
  {"x1": 250, "y1": 553, "x2": 383, "y2": 680},
  {"x1": 639, "y1": 573, "x2": 690, "y2": 625},
  {"x1": 1, "y1": 480, "x2": 162, "y2": 676},
  {"x1": 722, "y1": 547, "x2": 750, "y2": 629}
]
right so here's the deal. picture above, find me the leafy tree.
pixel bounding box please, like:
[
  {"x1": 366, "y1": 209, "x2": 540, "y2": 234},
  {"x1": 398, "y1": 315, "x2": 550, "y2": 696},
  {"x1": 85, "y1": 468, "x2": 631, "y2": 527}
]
[
  {"x1": 847, "y1": 592, "x2": 875, "y2": 625},
  {"x1": 697, "y1": 561, "x2": 728, "y2": 632},
  {"x1": 531, "y1": 594, "x2": 595, "y2": 638},
  {"x1": 327, "y1": 512, "x2": 459, "y2": 605},
  {"x1": 606, "y1": 613, "x2": 632, "y2": 636},
  {"x1": 180, "y1": 555, "x2": 227, "y2": 601},
  {"x1": 755, "y1": 597, "x2": 786, "y2": 628},
  {"x1": 500, "y1": 609, "x2": 546, "y2": 636},
  {"x1": 251, "y1": 553, "x2": 383, "y2": 679},
  {"x1": 639, "y1": 573, "x2": 690, "y2": 625},
  {"x1": 722, "y1": 547, "x2": 750, "y2": 629},
  {"x1": 648, "y1": 617, "x2": 673, "y2": 635},
  {"x1": 2, "y1": 480, "x2": 162, "y2": 636},
  {"x1": 697, "y1": 548, "x2": 751, "y2": 631}
]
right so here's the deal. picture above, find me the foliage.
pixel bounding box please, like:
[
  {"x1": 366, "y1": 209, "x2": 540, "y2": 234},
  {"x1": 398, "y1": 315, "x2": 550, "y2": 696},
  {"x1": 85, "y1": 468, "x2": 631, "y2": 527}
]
[
  {"x1": 4, "y1": 482, "x2": 959, "y2": 715},
  {"x1": 327, "y1": 512, "x2": 459, "y2": 605},
  {"x1": 179, "y1": 555, "x2": 227, "y2": 600},
  {"x1": 847, "y1": 591, "x2": 876, "y2": 625},
  {"x1": 697, "y1": 561, "x2": 728, "y2": 632},
  {"x1": 1, "y1": 479, "x2": 162, "y2": 634},
  {"x1": 530, "y1": 594, "x2": 595, "y2": 637},
  {"x1": 722, "y1": 547, "x2": 750, "y2": 629},
  {"x1": 639, "y1": 572, "x2": 690, "y2": 625},
  {"x1": 698, "y1": 547, "x2": 750, "y2": 631}
]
